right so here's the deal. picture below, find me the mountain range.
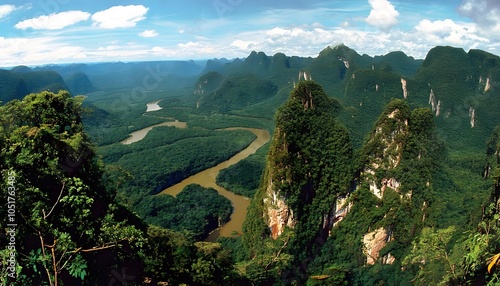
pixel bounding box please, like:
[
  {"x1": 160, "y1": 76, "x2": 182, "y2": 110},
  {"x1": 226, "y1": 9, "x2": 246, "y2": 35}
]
[{"x1": 1, "y1": 44, "x2": 499, "y2": 284}]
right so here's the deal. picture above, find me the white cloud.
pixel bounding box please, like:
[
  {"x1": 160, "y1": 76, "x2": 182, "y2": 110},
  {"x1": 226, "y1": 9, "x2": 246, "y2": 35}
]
[
  {"x1": 365, "y1": 0, "x2": 399, "y2": 31},
  {"x1": 92, "y1": 5, "x2": 148, "y2": 29},
  {"x1": 415, "y1": 19, "x2": 489, "y2": 45},
  {"x1": 139, "y1": 29, "x2": 159, "y2": 38},
  {"x1": 459, "y1": 0, "x2": 500, "y2": 37},
  {"x1": 14, "y1": 11, "x2": 90, "y2": 30},
  {"x1": 230, "y1": 39, "x2": 254, "y2": 50},
  {"x1": 0, "y1": 4, "x2": 17, "y2": 19},
  {"x1": 0, "y1": 36, "x2": 87, "y2": 66}
]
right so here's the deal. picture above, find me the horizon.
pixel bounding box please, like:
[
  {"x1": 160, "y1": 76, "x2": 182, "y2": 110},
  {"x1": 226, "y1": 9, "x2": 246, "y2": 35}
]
[
  {"x1": 0, "y1": 44, "x2": 481, "y2": 70},
  {"x1": 1, "y1": 0, "x2": 499, "y2": 67}
]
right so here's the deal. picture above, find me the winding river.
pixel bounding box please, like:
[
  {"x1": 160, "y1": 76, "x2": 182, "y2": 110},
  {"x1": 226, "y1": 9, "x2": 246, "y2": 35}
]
[
  {"x1": 146, "y1": 100, "x2": 163, "y2": 112},
  {"x1": 120, "y1": 121, "x2": 187, "y2": 145},
  {"x1": 159, "y1": 127, "x2": 270, "y2": 241},
  {"x1": 126, "y1": 101, "x2": 270, "y2": 241}
]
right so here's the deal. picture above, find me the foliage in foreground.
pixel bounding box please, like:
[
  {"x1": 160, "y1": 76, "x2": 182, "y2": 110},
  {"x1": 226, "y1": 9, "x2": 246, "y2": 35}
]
[{"x1": 0, "y1": 91, "x2": 240, "y2": 285}]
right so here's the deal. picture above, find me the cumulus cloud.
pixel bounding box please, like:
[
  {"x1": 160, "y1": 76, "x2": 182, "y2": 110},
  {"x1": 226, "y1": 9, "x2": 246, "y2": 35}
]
[
  {"x1": 230, "y1": 39, "x2": 254, "y2": 50},
  {"x1": 0, "y1": 4, "x2": 17, "y2": 19},
  {"x1": 0, "y1": 36, "x2": 87, "y2": 66},
  {"x1": 15, "y1": 11, "x2": 90, "y2": 30},
  {"x1": 415, "y1": 19, "x2": 489, "y2": 45},
  {"x1": 92, "y1": 5, "x2": 148, "y2": 29},
  {"x1": 139, "y1": 29, "x2": 159, "y2": 38},
  {"x1": 459, "y1": 0, "x2": 500, "y2": 36},
  {"x1": 365, "y1": 0, "x2": 399, "y2": 31}
]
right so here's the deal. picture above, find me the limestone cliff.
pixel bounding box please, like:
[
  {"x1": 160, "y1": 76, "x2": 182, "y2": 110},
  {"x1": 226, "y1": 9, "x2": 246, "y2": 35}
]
[
  {"x1": 361, "y1": 100, "x2": 409, "y2": 199},
  {"x1": 363, "y1": 228, "x2": 395, "y2": 265},
  {"x1": 244, "y1": 80, "x2": 352, "y2": 261},
  {"x1": 428, "y1": 88, "x2": 441, "y2": 117},
  {"x1": 469, "y1": 107, "x2": 476, "y2": 128},
  {"x1": 401, "y1": 78, "x2": 408, "y2": 99},
  {"x1": 298, "y1": 70, "x2": 312, "y2": 81},
  {"x1": 262, "y1": 141, "x2": 296, "y2": 239},
  {"x1": 348, "y1": 99, "x2": 436, "y2": 266}
]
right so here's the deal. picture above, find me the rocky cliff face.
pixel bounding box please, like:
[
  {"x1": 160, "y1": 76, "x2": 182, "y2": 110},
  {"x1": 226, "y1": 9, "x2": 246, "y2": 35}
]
[
  {"x1": 401, "y1": 78, "x2": 408, "y2": 99},
  {"x1": 363, "y1": 227, "x2": 395, "y2": 265},
  {"x1": 263, "y1": 171, "x2": 296, "y2": 239},
  {"x1": 244, "y1": 80, "x2": 353, "y2": 262},
  {"x1": 355, "y1": 101, "x2": 412, "y2": 264},
  {"x1": 362, "y1": 102, "x2": 409, "y2": 199},
  {"x1": 330, "y1": 99, "x2": 436, "y2": 266}
]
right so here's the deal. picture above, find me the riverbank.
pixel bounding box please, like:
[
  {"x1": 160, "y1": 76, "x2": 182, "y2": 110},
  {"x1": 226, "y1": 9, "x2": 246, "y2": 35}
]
[{"x1": 159, "y1": 128, "x2": 270, "y2": 240}]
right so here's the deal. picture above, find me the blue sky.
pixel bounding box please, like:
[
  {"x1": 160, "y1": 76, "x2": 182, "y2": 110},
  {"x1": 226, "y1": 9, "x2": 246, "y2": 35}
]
[{"x1": 0, "y1": 0, "x2": 499, "y2": 66}]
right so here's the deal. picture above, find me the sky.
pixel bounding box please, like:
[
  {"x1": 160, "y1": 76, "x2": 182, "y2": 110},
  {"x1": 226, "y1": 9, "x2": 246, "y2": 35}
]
[{"x1": 0, "y1": 0, "x2": 499, "y2": 66}]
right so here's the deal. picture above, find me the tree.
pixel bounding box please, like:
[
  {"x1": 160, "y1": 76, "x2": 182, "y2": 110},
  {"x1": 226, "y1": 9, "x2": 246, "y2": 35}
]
[
  {"x1": 0, "y1": 91, "x2": 144, "y2": 285},
  {"x1": 402, "y1": 226, "x2": 458, "y2": 285}
]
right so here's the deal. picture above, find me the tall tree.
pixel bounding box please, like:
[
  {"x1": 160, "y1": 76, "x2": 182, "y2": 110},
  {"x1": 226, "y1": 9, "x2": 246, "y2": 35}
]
[{"x1": 0, "y1": 91, "x2": 144, "y2": 285}]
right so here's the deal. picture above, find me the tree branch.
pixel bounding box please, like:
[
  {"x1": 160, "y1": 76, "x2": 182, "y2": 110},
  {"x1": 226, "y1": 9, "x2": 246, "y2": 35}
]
[
  {"x1": 265, "y1": 236, "x2": 290, "y2": 270},
  {"x1": 38, "y1": 232, "x2": 54, "y2": 286},
  {"x1": 44, "y1": 182, "x2": 65, "y2": 220},
  {"x1": 70, "y1": 239, "x2": 125, "y2": 254}
]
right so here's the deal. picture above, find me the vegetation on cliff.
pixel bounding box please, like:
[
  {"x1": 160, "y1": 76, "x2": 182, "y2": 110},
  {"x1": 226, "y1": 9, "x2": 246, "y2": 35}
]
[
  {"x1": 1, "y1": 44, "x2": 500, "y2": 285},
  {"x1": 0, "y1": 91, "x2": 237, "y2": 285},
  {"x1": 241, "y1": 80, "x2": 353, "y2": 283}
]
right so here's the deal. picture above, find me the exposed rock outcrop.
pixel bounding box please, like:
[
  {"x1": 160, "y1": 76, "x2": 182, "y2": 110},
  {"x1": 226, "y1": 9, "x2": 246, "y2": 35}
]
[
  {"x1": 263, "y1": 175, "x2": 295, "y2": 239},
  {"x1": 363, "y1": 227, "x2": 395, "y2": 265},
  {"x1": 362, "y1": 105, "x2": 407, "y2": 198},
  {"x1": 332, "y1": 196, "x2": 352, "y2": 228},
  {"x1": 485, "y1": 77, "x2": 491, "y2": 93},
  {"x1": 340, "y1": 58, "x2": 350, "y2": 69},
  {"x1": 298, "y1": 70, "x2": 312, "y2": 81},
  {"x1": 401, "y1": 78, "x2": 408, "y2": 99},
  {"x1": 428, "y1": 88, "x2": 441, "y2": 116},
  {"x1": 469, "y1": 106, "x2": 476, "y2": 128}
]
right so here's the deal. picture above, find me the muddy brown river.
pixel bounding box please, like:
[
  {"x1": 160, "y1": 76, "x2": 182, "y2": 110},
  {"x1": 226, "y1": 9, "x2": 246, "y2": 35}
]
[
  {"x1": 120, "y1": 121, "x2": 187, "y2": 144},
  {"x1": 158, "y1": 127, "x2": 270, "y2": 241}
]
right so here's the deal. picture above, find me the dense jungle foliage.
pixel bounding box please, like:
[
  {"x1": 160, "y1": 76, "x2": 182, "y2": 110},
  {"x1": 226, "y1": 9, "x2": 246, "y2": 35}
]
[{"x1": 1, "y1": 44, "x2": 500, "y2": 285}]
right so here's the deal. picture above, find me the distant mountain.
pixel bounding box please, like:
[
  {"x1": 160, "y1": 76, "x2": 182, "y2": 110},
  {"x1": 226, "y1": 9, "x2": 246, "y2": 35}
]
[
  {"x1": 35, "y1": 61, "x2": 206, "y2": 91},
  {"x1": 17, "y1": 70, "x2": 69, "y2": 94},
  {"x1": 0, "y1": 69, "x2": 28, "y2": 102},
  {"x1": 193, "y1": 71, "x2": 225, "y2": 95},
  {"x1": 64, "y1": 71, "x2": 96, "y2": 94},
  {"x1": 201, "y1": 58, "x2": 238, "y2": 74},
  {"x1": 373, "y1": 51, "x2": 423, "y2": 77},
  {"x1": 196, "y1": 73, "x2": 278, "y2": 113},
  {"x1": 0, "y1": 68, "x2": 69, "y2": 103}
]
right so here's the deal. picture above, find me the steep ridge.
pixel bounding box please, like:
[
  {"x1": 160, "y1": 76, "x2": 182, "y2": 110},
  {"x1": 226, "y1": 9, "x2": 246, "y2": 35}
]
[
  {"x1": 306, "y1": 99, "x2": 443, "y2": 284},
  {"x1": 195, "y1": 74, "x2": 278, "y2": 114},
  {"x1": 242, "y1": 80, "x2": 353, "y2": 272},
  {"x1": 0, "y1": 68, "x2": 69, "y2": 102}
]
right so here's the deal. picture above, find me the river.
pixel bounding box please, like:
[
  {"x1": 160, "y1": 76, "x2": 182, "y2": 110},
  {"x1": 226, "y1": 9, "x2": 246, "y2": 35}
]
[
  {"x1": 120, "y1": 121, "x2": 187, "y2": 145},
  {"x1": 128, "y1": 101, "x2": 271, "y2": 240},
  {"x1": 146, "y1": 100, "x2": 163, "y2": 112},
  {"x1": 158, "y1": 127, "x2": 270, "y2": 241}
]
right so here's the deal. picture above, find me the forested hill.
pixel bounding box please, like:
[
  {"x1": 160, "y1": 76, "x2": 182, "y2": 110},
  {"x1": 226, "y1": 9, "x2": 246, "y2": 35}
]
[
  {"x1": 237, "y1": 80, "x2": 500, "y2": 285},
  {"x1": 1, "y1": 44, "x2": 500, "y2": 285},
  {"x1": 0, "y1": 60, "x2": 206, "y2": 103},
  {"x1": 195, "y1": 45, "x2": 499, "y2": 152},
  {"x1": 0, "y1": 68, "x2": 69, "y2": 102}
]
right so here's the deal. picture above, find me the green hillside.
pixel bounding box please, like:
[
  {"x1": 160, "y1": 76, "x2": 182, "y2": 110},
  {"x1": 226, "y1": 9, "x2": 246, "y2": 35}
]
[
  {"x1": 64, "y1": 71, "x2": 97, "y2": 95},
  {"x1": 0, "y1": 69, "x2": 70, "y2": 103},
  {"x1": 2, "y1": 44, "x2": 500, "y2": 285},
  {"x1": 0, "y1": 69, "x2": 28, "y2": 102},
  {"x1": 17, "y1": 70, "x2": 69, "y2": 93},
  {"x1": 196, "y1": 74, "x2": 278, "y2": 113}
]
